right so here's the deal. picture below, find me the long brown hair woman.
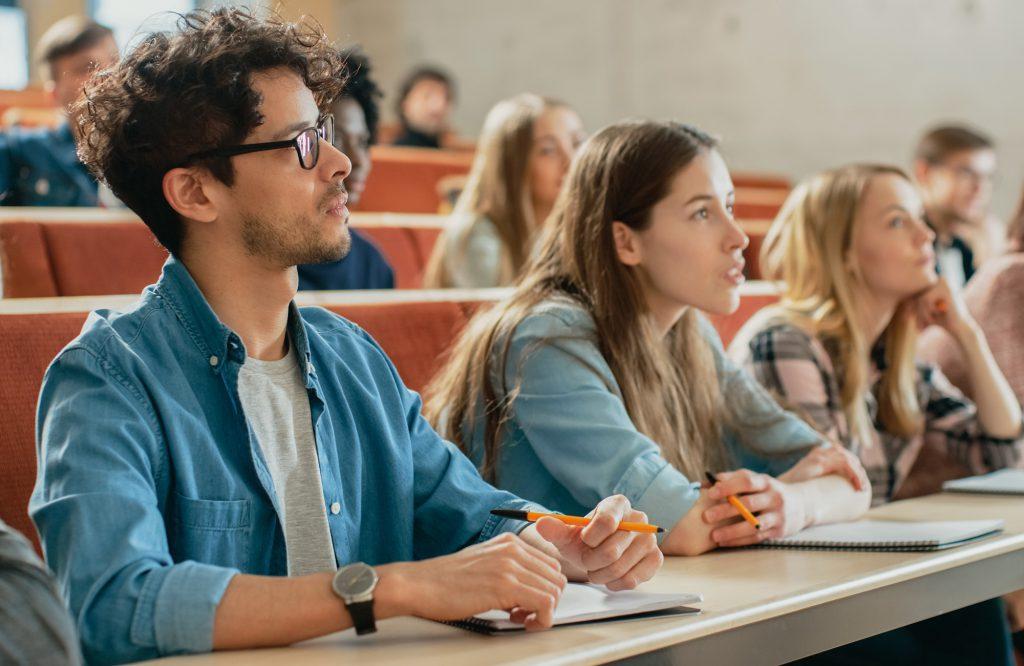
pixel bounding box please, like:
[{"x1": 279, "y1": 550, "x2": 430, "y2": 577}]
[
  {"x1": 423, "y1": 93, "x2": 584, "y2": 288},
  {"x1": 424, "y1": 120, "x2": 870, "y2": 556}
]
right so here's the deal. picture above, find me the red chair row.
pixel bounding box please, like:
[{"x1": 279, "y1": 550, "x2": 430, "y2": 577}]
[
  {"x1": 0, "y1": 209, "x2": 774, "y2": 297},
  {"x1": 0, "y1": 210, "x2": 443, "y2": 296},
  {"x1": 0, "y1": 284, "x2": 779, "y2": 553}
]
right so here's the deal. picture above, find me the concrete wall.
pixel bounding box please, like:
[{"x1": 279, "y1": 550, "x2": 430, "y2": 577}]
[
  {"x1": 320, "y1": 0, "x2": 1024, "y2": 217},
  {"x1": 20, "y1": 0, "x2": 1023, "y2": 215}
]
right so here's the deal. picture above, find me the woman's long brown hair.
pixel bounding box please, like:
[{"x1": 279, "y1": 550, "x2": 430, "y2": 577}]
[
  {"x1": 423, "y1": 120, "x2": 732, "y2": 482},
  {"x1": 423, "y1": 93, "x2": 569, "y2": 288}
]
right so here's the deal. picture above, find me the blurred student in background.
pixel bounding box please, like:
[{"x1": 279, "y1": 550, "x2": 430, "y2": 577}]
[
  {"x1": 424, "y1": 94, "x2": 584, "y2": 288},
  {"x1": 298, "y1": 48, "x2": 395, "y2": 290},
  {"x1": 0, "y1": 16, "x2": 118, "y2": 206},
  {"x1": 920, "y1": 182, "x2": 1024, "y2": 408},
  {"x1": 391, "y1": 65, "x2": 455, "y2": 149},
  {"x1": 913, "y1": 124, "x2": 1000, "y2": 289}
]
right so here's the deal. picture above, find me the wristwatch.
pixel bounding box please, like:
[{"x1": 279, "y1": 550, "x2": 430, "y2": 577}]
[{"x1": 332, "y1": 562, "x2": 379, "y2": 635}]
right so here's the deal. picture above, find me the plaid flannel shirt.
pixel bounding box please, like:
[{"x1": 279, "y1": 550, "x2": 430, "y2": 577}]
[{"x1": 735, "y1": 322, "x2": 1023, "y2": 504}]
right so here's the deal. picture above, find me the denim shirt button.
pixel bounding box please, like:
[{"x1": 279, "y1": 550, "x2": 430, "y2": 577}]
[
  {"x1": 329, "y1": 502, "x2": 341, "y2": 515},
  {"x1": 209, "y1": 355, "x2": 219, "y2": 367}
]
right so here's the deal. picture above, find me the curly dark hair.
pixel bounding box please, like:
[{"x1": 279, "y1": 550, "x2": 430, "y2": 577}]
[
  {"x1": 336, "y1": 47, "x2": 383, "y2": 145},
  {"x1": 74, "y1": 8, "x2": 346, "y2": 256}
]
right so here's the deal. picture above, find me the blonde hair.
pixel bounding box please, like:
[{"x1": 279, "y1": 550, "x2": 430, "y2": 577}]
[
  {"x1": 424, "y1": 93, "x2": 569, "y2": 288},
  {"x1": 754, "y1": 164, "x2": 924, "y2": 447},
  {"x1": 423, "y1": 120, "x2": 729, "y2": 482}
]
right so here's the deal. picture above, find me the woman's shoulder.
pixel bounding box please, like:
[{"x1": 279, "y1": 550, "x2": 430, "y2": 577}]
[
  {"x1": 967, "y1": 252, "x2": 1024, "y2": 297},
  {"x1": 732, "y1": 308, "x2": 824, "y2": 361},
  {"x1": 512, "y1": 294, "x2": 596, "y2": 341}
]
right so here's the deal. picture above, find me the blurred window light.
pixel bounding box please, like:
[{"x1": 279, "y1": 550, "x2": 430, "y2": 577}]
[
  {"x1": 91, "y1": 0, "x2": 197, "y2": 53},
  {"x1": 0, "y1": 6, "x2": 28, "y2": 89}
]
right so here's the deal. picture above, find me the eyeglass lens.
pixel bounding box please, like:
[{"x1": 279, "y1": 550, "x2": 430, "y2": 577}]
[{"x1": 296, "y1": 116, "x2": 334, "y2": 169}]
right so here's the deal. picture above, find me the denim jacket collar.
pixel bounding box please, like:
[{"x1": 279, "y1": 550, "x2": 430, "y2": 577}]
[{"x1": 154, "y1": 256, "x2": 314, "y2": 378}]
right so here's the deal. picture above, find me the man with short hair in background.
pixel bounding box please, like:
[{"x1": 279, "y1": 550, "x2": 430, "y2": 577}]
[
  {"x1": 391, "y1": 65, "x2": 456, "y2": 149},
  {"x1": 0, "y1": 15, "x2": 119, "y2": 206},
  {"x1": 913, "y1": 124, "x2": 999, "y2": 290}
]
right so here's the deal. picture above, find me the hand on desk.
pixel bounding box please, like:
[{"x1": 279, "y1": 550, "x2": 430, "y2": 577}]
[
  {"x1": 529, "y1": 494, "x2": 664, "y2": 591},
  {"x1": 376, "y1": 495, "x2": 662, "y2": 631},
  {"x1": 702, "y1": 470, "x2": 809, "y2": 546}
]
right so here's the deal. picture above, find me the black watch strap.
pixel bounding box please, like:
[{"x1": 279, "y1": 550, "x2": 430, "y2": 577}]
[{"x1": 346, "y1": 599, "x2": 377, "y2": 635}]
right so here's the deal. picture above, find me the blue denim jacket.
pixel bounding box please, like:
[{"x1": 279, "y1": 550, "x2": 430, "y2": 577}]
[
  {"x1": 0, "y1": 123, "x2": 99, "y2": 206},
  {"x1": 461, "y1": 296, "x2": 825, "y2": 534},
  {"x1": 31, "y1": 257, "x2": 537, "y2": 664}
]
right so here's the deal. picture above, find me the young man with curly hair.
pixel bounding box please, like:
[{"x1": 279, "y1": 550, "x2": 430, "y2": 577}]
[{"x1": 30, "y1": 9, "x2": 661, "y2": 663}]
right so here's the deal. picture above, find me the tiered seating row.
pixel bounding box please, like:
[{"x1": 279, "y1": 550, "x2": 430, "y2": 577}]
[
  {"x1": 0, "y1": 209, "x2": 774, "y2": 297},
  {"x1": 0, "y1": 283, "x2": 779, "y2": 553}
]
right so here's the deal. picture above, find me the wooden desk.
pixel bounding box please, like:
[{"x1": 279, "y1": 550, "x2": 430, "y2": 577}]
[{"x1": 140, "y1": 492, "x2": 1024, "y2": 665}]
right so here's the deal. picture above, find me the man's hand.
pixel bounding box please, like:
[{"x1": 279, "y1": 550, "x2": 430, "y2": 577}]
[
  {"x1": 376, "y1": 532, "x2": 568, "y2": 630},
  {"x1": 530, "y1": 495, "x2": 663, "y2": 591},
  {"x1": 702, "y1": 469, "x2": 808, "y2": 546}
]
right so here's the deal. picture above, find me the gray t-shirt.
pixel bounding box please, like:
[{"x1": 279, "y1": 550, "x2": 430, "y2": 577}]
[
  {"x1": 238, "y1": 342, "x2": 337, "y2": 576},
  {"x1": 0, "y1": 519, "x2": 81, "y2": 665}
]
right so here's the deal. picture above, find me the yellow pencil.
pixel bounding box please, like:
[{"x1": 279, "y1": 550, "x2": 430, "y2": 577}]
[{"x1": 705, "y1": 471, "x2": 761, "y2": 530}]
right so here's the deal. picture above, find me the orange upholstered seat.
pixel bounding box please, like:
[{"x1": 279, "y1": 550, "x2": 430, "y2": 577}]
[
  {"x1": 0, "y1": 210, "x2": 446, "y2": 296},
  {"x1": 358, "y1": 146, "x2": 475, "y2": 213}
]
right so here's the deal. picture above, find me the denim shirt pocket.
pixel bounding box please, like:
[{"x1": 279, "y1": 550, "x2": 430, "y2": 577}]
[{"x1": 170, "y1": 492, "x2": 252, "y2": 569}]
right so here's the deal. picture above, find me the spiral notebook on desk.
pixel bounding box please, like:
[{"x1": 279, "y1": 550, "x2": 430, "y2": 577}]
[
  {"x1": 943, "y1": 469, "x2": 1024, "y2": 495},
  {"x1": 444, "y1": 583, "x2": 701, "y2": 634},
  {"x1": 758, "y1": 519, "x2": 1004, "y2": 552}
]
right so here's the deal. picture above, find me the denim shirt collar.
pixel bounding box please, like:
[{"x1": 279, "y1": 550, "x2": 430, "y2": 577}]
[{"x1": 154, "y1": 256, "x2": 314, "y2": 378}]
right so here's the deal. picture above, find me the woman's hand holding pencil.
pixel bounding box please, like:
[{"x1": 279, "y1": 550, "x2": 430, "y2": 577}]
[{"x1": 702, "y1": 470, "x2": 810, "y2": 547}]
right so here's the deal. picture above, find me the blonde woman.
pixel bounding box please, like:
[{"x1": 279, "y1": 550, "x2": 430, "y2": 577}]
[
  {"x1": 729, "y1": 163, "x2": 1021, "y2": 664},
  {"x1": 424, "y1": 120, "x2": 871, "y2": 557},
  {"x1": 730, "y1": 164, "x2": 1022, "y2": 503},
  {"x1": 423, "y1": 94, "x2": 585, "y2": 288}
]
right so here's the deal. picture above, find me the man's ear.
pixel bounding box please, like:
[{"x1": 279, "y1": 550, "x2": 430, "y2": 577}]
[
  {"x1": 612, "y1": 221, "x2": 642, "y2": 266},
  {"x1": 162, "y1": 167, "x2": 217, "y2": 224}
]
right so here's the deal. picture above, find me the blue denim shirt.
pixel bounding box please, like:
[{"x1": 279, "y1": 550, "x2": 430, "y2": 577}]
[
  {"x1": 461, "y1": 296, "x2": 825, "y2": 534},
  {"x1": 0, "y1": 123, "x2": 99, "y2": 206},
  {"x1": 31, "y1": 257, "x2": 537, "y2": 664}
]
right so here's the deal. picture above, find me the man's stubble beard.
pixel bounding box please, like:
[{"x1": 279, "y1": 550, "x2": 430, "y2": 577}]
[{"x1": 241, "y1": 210, "x2": 352, "y2": 266}]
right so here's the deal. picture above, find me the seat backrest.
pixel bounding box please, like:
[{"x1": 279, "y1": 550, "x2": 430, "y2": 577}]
[
  {"x1": 355, "y1": 225, "x2": 443, "y2": 289},
  {"x1": 0, "y1": 212, "x2": 446, "y2": 296},
  {"x1": 358, "y1": 146, "x2": 474, "y2": 213},
  {"x1": 0, "y1": 312, "x2": 92, "y2": 550},
  {"x1": 0, "y1": 216, "x2": 165, "y2": 298}
]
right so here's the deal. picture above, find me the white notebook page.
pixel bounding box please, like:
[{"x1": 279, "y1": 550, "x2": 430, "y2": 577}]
[
  {"x1": 470, "y1": 583, "x2": 701, "y2": 630},
  {"x1": 766, "y1": 519, "x2": 1004, "y2": 547}
]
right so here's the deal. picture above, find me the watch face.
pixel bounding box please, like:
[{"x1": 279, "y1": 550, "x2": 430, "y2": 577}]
[{"x1": 335, "y1": 562, "x2": 377, "y2": 597}]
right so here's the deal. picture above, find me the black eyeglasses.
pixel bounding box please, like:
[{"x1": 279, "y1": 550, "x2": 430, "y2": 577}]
[{"x1": 184, "y1": 114, "x2": 335, "y2": 170}]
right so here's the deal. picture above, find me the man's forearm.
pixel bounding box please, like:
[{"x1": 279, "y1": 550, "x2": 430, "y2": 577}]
[{"x1": 212, "y1": 565, "x2": 411, "y2": 650}]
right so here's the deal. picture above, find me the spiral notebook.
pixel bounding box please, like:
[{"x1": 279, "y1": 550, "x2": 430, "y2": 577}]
[
  {"x1": 444, "y1": 583, "x2": 701, "y2": 634},
  {"x1": 758, "y1": 519, "x2": 1004, "y2": 552},
  {"x1": 943, "y1": 469, "x2": 1024, "y2": 495}
]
